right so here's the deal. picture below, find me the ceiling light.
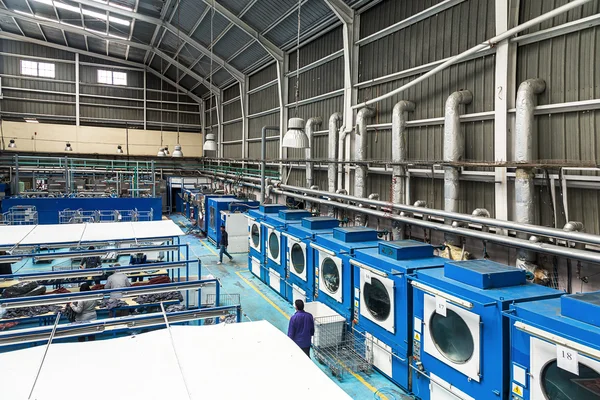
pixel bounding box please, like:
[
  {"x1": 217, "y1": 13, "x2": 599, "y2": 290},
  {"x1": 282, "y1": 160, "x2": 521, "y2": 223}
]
[
  {"x1": 172, "y1": 145, "x2": 183, "y2": 158},
  {"x1": 25, "y1": 118, "x2": 39, "y2": 123},
  {"x1": 8, "y1": 140, "x2": 16, "y2": 149},
  {"x1": 157, "y1": 148, "x2": 166, "y2": 157},
  {"x1": 65, "y1": 143, "x2": 73, "y2": 151},
  {"x1": 282, "y1": 117, "x2": 309, "y2": 149},
  {"x1": 116, "y1": 145, "x2": 123, "y2": 154},
  {"x1": 163, "y1": 146, "x2": 169, "y2": 155},
  {"x1": 203, "y1": 133, "x2": 217, "y2": 151}
]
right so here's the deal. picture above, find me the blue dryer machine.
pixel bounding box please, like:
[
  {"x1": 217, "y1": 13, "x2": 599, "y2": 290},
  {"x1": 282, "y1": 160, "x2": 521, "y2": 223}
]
[
  {"x1": 310, "y1": 227, "x2": 381, "y2": 320},
  {"x1": 201, "y1": 194, "x2": 234, "y2": 235},
  {"x1": 206, "y1": 197, "x2": 259, "y2": 246},
  {"x1": 247, "y1": 204, "x2": 287, "y2": 281},
  {"x1": 410, "y1": 260, "x2": 563, "y2": 400},
  {"x1": 351, "y1": 240, "x2": 445, "y2": 391},
  {"x1": 507, "y1": 291, "x2": 600, "y2": 400},
  {"x1": 282, "y1": 217, "x2": 340, "y2": 304},
  {"x1": 263, "y1": 209, "x2": 312, "y2": 297}
]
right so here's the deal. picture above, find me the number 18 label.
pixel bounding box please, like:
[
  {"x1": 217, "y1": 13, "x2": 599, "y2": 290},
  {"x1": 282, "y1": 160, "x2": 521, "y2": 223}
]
[{"x1": 556, "y1": 345, "x2": 579, "y2": 375}]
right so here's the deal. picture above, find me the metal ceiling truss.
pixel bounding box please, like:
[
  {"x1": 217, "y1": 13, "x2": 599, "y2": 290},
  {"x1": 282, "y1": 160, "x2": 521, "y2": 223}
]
[{"x1": 0, "y1": 31, "x2": 203, "y2": 105}]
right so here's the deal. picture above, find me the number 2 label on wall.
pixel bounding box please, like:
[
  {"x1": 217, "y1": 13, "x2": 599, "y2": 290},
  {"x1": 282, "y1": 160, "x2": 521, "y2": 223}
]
[
  {"x1": 435, "y1": 296, "x2": 447, "y2": 317},
  {"x1": 556, "y1": 345, "x2": 579, "y2": 375}
]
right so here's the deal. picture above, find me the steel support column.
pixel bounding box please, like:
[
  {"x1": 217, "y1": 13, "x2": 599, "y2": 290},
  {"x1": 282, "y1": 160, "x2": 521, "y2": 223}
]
[
  {"x1": 277, "y1": 56, "x2": 289, "y2": 178},
  {"x1": 143, "y1": 68, "x2": 147, "y2": 130},
  {"x1": 241, "y1": 78, "x2": 249, "y2": 163},
  {"x1": 75, "y1": 53, "x2": 80, "y2": 126}
]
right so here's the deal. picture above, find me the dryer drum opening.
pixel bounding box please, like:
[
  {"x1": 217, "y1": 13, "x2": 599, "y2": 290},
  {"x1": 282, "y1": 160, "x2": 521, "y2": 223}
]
[
  {"x1": 269, "y1": 232, "x2": 280, "y2": 259},
  {"x1": 541, "y1": 360, "x2": 600, "y2": 399},
  {"x1": 429, "y1": 310, "x2": 474, "y2": 364},
  {"x1": 363, "y1": 278, "x2": 391, "y2": 321},
  {"x1": 322, "y1": 258, "x2": 340, "y2": 293},
  {"x1": 251, "y1": 224, "x2": 260, "y2": 247},
  {"x1": 291, "y1": 243, "x2": 305, "y2": 274}
]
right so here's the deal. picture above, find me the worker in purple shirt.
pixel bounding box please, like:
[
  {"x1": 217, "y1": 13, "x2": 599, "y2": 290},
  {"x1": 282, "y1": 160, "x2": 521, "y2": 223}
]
[{"x1": 287, "y1": 299, "x2": 315, "y2": 357}]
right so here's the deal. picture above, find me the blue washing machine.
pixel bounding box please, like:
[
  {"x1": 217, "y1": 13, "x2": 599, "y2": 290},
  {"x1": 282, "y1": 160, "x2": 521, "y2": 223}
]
[
  {"x1": 201, "y1": 194, "x2": 235, "y2": 235},
  {"x1": 206, "y1": 197, "x2": 259, "y2": 246},
  {"x1": 351, "y1": 240, "x2": 446, "y2": 391},
  {"x1": 507, "y1": 292, "x2": 600, "y2": 400},
  {"x1": 263, "y1": 209, "x2": 312, "y2": 297},
  {"x1": 310, "y1": 227, "x2": 381, "y2": 320},
  {"x1": 410, "y1": 260, "x2": 563, "y2": 400},
  {"x1": 283, "y1": 217, "x2": 340, "y2": 304},
  {"x1": 247, "y1": 204, "x2": 287, "y2": 281}
]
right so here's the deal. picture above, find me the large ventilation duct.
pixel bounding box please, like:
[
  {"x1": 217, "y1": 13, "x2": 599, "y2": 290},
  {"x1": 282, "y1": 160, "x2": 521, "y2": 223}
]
[
  {"x1": 354, "y1": 107, "x2": 376, "y2": 225},
  {"x1": 443, "y1": 90, "x2": 472, "y2": 246},
  {"x1": 392, "y1": 100, "x2": 415, "y2": 240},
  {"x1": 328, "y1": 113, "x2": 343, "y2": 217},
  {"x1": 305, "y1": 117, "x2": 323, "y2": 188},
  {"x1": 515, "y1": 79, "x2": 546, "y2": 273}
]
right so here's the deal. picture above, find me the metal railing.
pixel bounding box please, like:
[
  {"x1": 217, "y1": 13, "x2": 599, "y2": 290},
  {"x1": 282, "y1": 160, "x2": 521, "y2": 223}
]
[
  {"x1": 59, "y1": 208, "x2": 154, "y2": 223},
  {"x1": 1, "y1": 206, "x2": 38, "y2": 225}
]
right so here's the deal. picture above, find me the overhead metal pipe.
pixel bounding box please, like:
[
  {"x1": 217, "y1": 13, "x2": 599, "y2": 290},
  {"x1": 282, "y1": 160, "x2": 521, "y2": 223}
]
[
  {"x1": 203, "y1": 172, "x2": 600, "y2": 264},
  {"x1": 472, "y1": 208, "x2": 491, "y2": 233},
  {"x1": 392, "y1": 101, "x2": 415, "y2": 240},
  {"x1": 204, "y1": 170, "x2": 600, "y2": 247},
  {"x1": 515, "y1": 79, "x2": 546, "y2": 271},
  {"x1": 337, "y1": 126, "x2": 348, "y2": 191},
  {"x1": 352, "y1": 0, "x2": 594, "y2": 109},
  {"x1": 260, "y1": 126, "x2": 279, "y2": 203},
  {"x1": 328, "y1": 112, "x2": 343, "y2": 217},
  {"x1": 355, "y1": 107, "x2": 376, "y2": 225},
  {"x1": 305, "y1": 117, "x2": 323, "y2": 188},
  {"x1": 444, "y1": 90, "x2": 472, "y2": 245}
]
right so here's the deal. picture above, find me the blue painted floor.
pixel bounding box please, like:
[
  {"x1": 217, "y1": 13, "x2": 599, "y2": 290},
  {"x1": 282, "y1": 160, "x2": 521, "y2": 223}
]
[{"x1": 170, "y1": 214, "x2": 408, "y2": 400}]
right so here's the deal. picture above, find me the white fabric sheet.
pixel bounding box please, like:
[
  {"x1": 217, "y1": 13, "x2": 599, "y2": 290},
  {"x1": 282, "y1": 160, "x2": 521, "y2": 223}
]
[
  {"x1": 80, "y1": 222, "x2": 136, "y2": 242},
  {"x1": 0, "y1": 321, "x2": 351, "y2": 400},
  {"x1": 19, "y1": 224, "x2": 86, "y2": 245},
  {"x1": 0, "y1": 225, "x2": 35, "y2": 246},
  {"x1": 131, "y1": 220, "x2": 184, "y2": 239}
]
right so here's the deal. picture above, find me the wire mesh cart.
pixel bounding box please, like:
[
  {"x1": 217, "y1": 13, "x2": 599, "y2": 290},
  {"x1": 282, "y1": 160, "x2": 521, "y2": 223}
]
[{"x1": 312, "y1": 315, "x2": 373, "y2": 381}]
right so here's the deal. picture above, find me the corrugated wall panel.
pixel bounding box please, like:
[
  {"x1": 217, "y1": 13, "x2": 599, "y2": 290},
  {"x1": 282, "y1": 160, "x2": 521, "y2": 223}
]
[
  {"x1": 248, "y1": 140, "x2": 279, "y2": 159},
  {"x1": 224, "y1": 84, "x2": 240, "y2": 101},
  {"x1": 288, "y1": 27, "x2": 343, "y2": 71},
  {"x1": 223, "y1": 101, "x2": 242, "y2": 121},
  {"x1": 519, "y1": 0, "x2": 599, "y2": 32},
  {"x1": 248, "y1": 112, "x2": 280, "y2": 139},
  {"x1": 287, "y1": 58, "x2": 344, "y2": 101},
  {"x1": 249, "y1": 84, "x2": 279, "y2": 114},
  {"x1": 223, "y1": 121, "x2": 243, "y2": 142},
  {"x1": 287, "y1": 169, "x2": 306, "y2": 188},
  {"x1": 293, "y1": 96, "x2": 344, "y2": 127},
  {"x1": 223, "y1": 143, "x2": 243, "y2": 159},
  {"x1": 249, "y1": 63, "x2": 277, "y2": 90}
]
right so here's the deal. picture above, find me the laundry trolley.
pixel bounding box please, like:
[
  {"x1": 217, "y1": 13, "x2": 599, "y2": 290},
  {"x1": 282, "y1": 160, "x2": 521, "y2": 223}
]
[
  {"x1": 283, "y1": 217, "x2": 340, "y2": 305},
  {"x1": 310, "y1": 227, "x2": 381, "y2": 321},
  {"x1": 247, "y1": 204, "x2": 287, "y2": 281},
  {"x1": 410, "y1": 260, "x2": 563, "y2": 400},
  {"x1": 506, "y1": 291, "x2": 600, "y2": 400},
  {"x1": 263, "y1": 209, "x2": 312, "y2": 297},
  {"x1": 351, "y1": 240, "x2": 445, "y2": 392}
]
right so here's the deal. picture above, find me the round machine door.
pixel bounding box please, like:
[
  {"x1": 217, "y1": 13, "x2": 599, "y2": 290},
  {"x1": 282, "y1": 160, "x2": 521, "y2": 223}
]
[
  {"x1": 530, "y1": 336, "x2": 600, "y2": 400},
  {"x1": 318, "y1": 251, "x2": 342, "y2": 303},
  {"x1": 249, "y1": 221, "x2": 261, "y2": 251},
  {"x1": 288, "y1": 238, "x2": 307, "y2": 281},
  {"x1": 359, "y1": 268, "x2": 394, "y2": 333},
  {"x1": 423, "y1": 293, "x2": 481, "y2": 382},
  {"x1": 267, "y1": 227, "x2": 281, "y2": 264}
]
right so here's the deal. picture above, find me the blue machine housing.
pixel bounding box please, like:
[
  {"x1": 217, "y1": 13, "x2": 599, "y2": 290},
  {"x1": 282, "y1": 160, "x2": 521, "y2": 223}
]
[
  {"x1": 200, "y1": 194, "x2": 234, "y2": 234},
  {"x1": 283, "y1": 217, "x2": 340, "y2": 304},
  {"x1": 263, "y1": 209, "x2": 312, "y2": 297},
  {"x1": 311, "y1": 227, "x2": 381, "y2": 320},
  {"x1": 410, "y1": 260, "x2": 563, "y2": 400},
  {"x1": 247, "y1": 204, "x2": 287, "y2": 281},
  {"x1": 507, "y1": 292, "x2": 600, "y2": 400},
  {"x1": 351, "y1": 241, "x2": 446, "y2": 391},
  {"x1": 206, "y1": 197, "x2": 259, "y2": 246}
]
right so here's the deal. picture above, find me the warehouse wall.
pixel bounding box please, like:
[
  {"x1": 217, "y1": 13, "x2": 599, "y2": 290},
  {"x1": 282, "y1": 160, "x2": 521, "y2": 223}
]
[
  {"x1": 2, "y1": 121, "x2": 203, "y2": 157},
  {"x1": 0, "y1": 39, "x2": 202, "y2": 134}
]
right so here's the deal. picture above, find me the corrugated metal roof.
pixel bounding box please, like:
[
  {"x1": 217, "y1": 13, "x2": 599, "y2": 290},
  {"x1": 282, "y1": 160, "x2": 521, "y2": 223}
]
[
  {"x1": 229, "y1": 41, "x2": 269, "y2": 71},
  {"x1": 175, "y1": 0, "x2": 209, "y2": 33},
  {"x1": 215, "y1": 26, "x2": 252, "y2": 60},
  {"x1": 192, "y1": 11, "x2": 229, "y2": 48}
]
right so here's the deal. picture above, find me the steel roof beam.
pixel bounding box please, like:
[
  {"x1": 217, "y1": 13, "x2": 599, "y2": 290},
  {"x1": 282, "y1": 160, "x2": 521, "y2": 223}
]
[{"x1": 143, "y1": 0, "x2": 174, "y2": 64}]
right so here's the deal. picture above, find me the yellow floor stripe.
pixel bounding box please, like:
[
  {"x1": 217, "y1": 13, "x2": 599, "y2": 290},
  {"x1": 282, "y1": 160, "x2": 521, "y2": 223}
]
[
  {"x1": 200, "y1": 239, "x2": 220, "y2": 257},
  {"x1": 235, "y1": 271, "x2": 290, "y2": 320}
]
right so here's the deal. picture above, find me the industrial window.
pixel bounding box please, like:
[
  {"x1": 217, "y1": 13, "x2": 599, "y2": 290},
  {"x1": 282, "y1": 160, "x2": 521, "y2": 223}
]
[
  {"x1": 20, "y1": 60, "x2": 55, "y2": 78},
  {"x1": 97, "y1": 69, "x2": 127, "y2": 85}
]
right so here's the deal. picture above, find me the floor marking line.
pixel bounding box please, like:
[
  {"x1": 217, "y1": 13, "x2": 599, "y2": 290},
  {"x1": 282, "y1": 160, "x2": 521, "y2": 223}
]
[
  {"x1": 199, "y1": 240, "x2": 220, "y2": 257},
  {"x1": 235, "y1": 271, "x2": 290, "y2": 321}
]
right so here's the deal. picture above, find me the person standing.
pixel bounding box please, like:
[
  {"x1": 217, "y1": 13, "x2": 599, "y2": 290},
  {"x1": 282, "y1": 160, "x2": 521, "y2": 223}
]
[
  {"x1": 129, "y1": 252, "x2": 147, "y2": 283},
  {"x1": 217, "y1": 225, "x2": 233, "y2": 265},
  {"x1": 68, "y1": 283, "x2": 97, "y2": 342},
  {"x1": 0, "y1": 251, "x2": 13, "y2": 275},
  {"x1": 104, "y1": 264, "x2": 131, "y2": 317},
  {"x1": 287, "y1": 299, "x2": 315, "y2": 357},
  {"x1": 79, "y1": 246, "x2": 102, "y2": 285}
]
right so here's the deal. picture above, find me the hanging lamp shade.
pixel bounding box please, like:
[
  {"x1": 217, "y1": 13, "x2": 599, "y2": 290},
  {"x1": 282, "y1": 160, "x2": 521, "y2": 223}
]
[
  {"x1": 172, "y1": 144, "x2": 183, "y2": 157},
  {"x1": 203, "y1": 133, "x2": 217, "y2": 151},
  {"x1": 65, "y1": 143, "x2": 73, "y2": 152},
  {"x1": 157, "y1": 148, "x2": 166, "y2": 157},
  {"x1": 282, "y1": 117, "x2": 309, "y2": 149},
  {"x1": 164, "y1": 145, "x2": 170, "y2": 155},
  {"x1": 116, "y1": 145, "x2": 123, "y2": 154},
  {"x1": 8, "y1": 139, "x2": 16, "y2": 148}
]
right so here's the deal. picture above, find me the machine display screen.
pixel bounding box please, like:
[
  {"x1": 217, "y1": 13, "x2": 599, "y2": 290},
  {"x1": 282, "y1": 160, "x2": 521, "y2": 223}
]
[
  {"x1": 542, "y1": 361, "x2": 600, "y2": 399},
  {"x1": 269, "y1": 232, "x2": 280, "y2": 259},
  {"x1": 291, "y1": 243, "x2": 305, "y2": 274},
  {"x1": 363, "y1": 278, "x2": 391, "y2": 321},
  {"x1": 429, "y1": 310, "x2": 474, "y2": 364},
  {"x1": 321, "y1": 258, "x2": 340, "y2": 293},
  {"x1": 251, "y1": 224, "x2": 260, "y2": 247}
]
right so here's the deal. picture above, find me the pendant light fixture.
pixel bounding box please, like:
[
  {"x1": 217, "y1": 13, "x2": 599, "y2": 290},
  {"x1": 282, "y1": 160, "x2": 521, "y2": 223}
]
[
  {"x1": 282, "y1": 0, "x2": 309, "y2": 149},
  {"x1": 203, "y1": 1, "x2": 217, "y2": 154},
  {"x1": 172, "y1": 0, "x2": 183, "y2": 158},
  {"x1": 65, "y1": 143, "x2": 73, "y2": 151},
  {"x1": 8, "y1": 139, "x2": 16, "y2": 148},
  {"x1": 116, "y1": 145, "x2": 123, "y2": 154},
  {"x1": 163, "y1": 145, "x2": 169, "y2": 155},
  {"x1": 157, "y1": 148, "x2": 166, "y2": 157}
]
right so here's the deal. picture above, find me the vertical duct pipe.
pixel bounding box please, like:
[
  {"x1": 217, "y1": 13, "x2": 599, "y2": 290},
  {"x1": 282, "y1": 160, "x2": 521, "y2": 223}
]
[
  {"x1": 305, "y1": 117, "x2": 323, "y2": 188},
  {"x1": 515, "y1": 79, "x2": 546, "y2": 272},
  {"x1": 354, "y1": 107, "x2": 376, "y2": 225},
  {"x1": 337, "y1": 127, "x2": 348, "y2": 191},
  {"x1": 443, "y1": 90, "x2": 472, "y2": 245},
  {"x1": 392, "y1": 100, "x2": 416, "y2": 240},
  {"x1": 260, "y1": 126, "x2": 279, "y2": 203},
  {"x1": 564, "y1": 221, "x2": 584, "y2": 293},
  {"x1": 328, "y1": 113, "x2": 342, "y2": 216}
]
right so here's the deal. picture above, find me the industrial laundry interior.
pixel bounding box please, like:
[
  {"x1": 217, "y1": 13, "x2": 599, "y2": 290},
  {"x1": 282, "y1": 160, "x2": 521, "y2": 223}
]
[{"x1": 1, "y1": 0, "x2": 600, "y2": 399}]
